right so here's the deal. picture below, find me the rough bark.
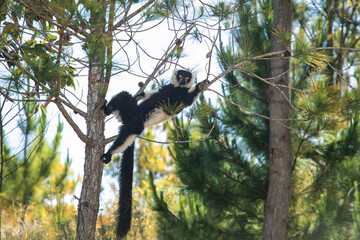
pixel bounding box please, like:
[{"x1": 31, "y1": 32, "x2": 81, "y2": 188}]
[
  {"x1": 75, "y1": 60, "x2": 106, "y2": 240},
  {"x1": 262, "y1": 0, "x2": 293, "y2": 240},
  {"x1": 74, "y1": 0, "x2": 109, "y2": 238}
]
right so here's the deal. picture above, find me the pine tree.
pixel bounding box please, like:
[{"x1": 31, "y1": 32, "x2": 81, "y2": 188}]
[
  {"x1": 287, "y1": 1, "x2": 360, "y2": 238},
  {"x1": 151, "y1": 0, "x2": 360, "y2": 239}
]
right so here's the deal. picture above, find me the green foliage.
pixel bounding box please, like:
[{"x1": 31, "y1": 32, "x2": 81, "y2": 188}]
[
  {"x1": 0, "y1": 37, "x2": 76, "y2": 91},
  {"x1": 296, "y1": 79, "x2": 342, "y2": 119},
  {"x1": 168, "y1": 45, "x2": 184, "y2": 59},
  {"x1": 0, "y1": 0, "x2": 77, "y2": 102},
  {"x1": 152, "y1": 115, "x2": 267, "y2": 239},
  {"x1": 289, "y1": 1, "x2": 360, "y2": 238},
  {"x1": 292, "y1": 129, "x2": 360, "y2": 240},
  {"x1": 158, "y1": 99, "x2": 186, "y2": 115},
  {"x1": 272, "y1": 27, "x2": 292, "y2": 44}
]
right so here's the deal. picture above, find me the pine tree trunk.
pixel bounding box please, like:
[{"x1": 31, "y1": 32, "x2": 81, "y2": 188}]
[
  {"x1": 75, "y1": 1, "x2": 108, "y2": 238},
  {"x1": 262, "y1": 0, "x2": 293, "y2": 239},
  {"x1": 75, "y1": 60, "x2": 106, "y2": 239}
]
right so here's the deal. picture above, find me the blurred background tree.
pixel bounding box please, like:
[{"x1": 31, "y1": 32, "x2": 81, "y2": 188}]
[{"x1": 0, "y1": 100, "x2": 76, "y2": 239}]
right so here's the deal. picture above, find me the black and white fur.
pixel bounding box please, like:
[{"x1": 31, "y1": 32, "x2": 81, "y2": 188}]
[{"x1": 101, "y1": 69, "x2": 207, "y2": 238}]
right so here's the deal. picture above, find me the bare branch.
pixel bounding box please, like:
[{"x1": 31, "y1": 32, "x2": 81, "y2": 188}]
[
  {"x1": 112, "y1": 0, "x2": 157, "y2": 30},
  {"x1": 55, "y1": 100, "x2": 89, "y2": 144}
]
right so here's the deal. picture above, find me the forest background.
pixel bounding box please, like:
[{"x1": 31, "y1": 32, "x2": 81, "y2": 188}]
[{"x1": 1, "y1": 0, "x2": 360, "y2": 239}]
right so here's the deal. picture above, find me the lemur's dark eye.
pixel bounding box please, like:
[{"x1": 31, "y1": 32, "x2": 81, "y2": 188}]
[
  {"x1": 186, "y1": 77, "x2": 189, "y2": 80},
  {"x1": 179, "y1": 75, "x2": 182, "y2": 78}
]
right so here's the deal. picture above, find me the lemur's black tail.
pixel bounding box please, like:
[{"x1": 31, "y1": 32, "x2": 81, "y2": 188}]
[{"x1": 116, "y1": 143, "x2": 135, "y2": 239}]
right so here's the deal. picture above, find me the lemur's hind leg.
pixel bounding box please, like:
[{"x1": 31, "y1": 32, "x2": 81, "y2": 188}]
[
  {"x1": 100, "y1": 118, "x2": 144, "y2": 164},
  {"x1": 102, "y1": 91, "x2": 138, "y2": 123},
  {"x1": 101, "y1": 91, "x2": 142, "y2": 164}
]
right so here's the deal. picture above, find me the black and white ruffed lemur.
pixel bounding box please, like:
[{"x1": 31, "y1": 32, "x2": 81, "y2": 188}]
[{"x1": 100, "y1": 69, "x2": 208, "y2": 239}]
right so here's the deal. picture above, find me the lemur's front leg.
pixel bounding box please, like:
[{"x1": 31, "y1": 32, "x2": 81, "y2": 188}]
[
  {"x1": 197, "y1": 79, "x2": 210, "y2": 91},
  {"x1": 186, "y1": 80, "x2": 209, "y2": 105},
  {"x1": 134, "y1": 90, "x2": 157, "y2": 102}
]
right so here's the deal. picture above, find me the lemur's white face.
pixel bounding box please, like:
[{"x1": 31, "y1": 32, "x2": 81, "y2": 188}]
[{"x1": 172, "y1": 69, "x2": 194, "y2": 88}]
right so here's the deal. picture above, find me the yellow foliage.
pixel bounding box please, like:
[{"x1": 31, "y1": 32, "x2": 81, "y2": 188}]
[
  {"x1": 1, "y1": 202, "x2": 77, "y2": 239},
  {"x1": 294, "y1": 29, "x2": 331, "y2": 68},
  {"x1": 296, "y1": 76, "x2": 344, "y2": 119}
]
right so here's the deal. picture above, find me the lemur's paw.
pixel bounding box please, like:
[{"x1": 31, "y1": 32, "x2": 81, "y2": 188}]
[
  {"x1": 134, "y1": 92, "x2": 145, "y2": 102},
  {"x1": 101, "y1": 100, "x2": 112, "y2": 116},
  {"x1": 101, "y1": 100, "x2": 107, "y2": 111},
  {"x1": 198, "y1": 80, "x2": 209, "y2": 90},
  {"x1": 101, "y1": 100, "x2": 107, "y2": 109},
  {"x1": 100, "y1": 153, "x2": 112, "y2": 164}
]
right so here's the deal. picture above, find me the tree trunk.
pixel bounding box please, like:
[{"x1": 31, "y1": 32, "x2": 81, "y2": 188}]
[
  {"x1": 71, "y1": 0, "x2": 119, "y2": 237},
  {"x1": 75, "y1": 60, "x2": 106, "y2": 239},
  {"x1": 75, "y1": 1, "x2": 108, "y2": 238},
  {"x1": 262, "y1": 0, "x2": 293, "y2": 240}
]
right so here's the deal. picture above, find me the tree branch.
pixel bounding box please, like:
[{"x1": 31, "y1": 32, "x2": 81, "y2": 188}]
[
  {"x1": 55, "y1": 100, "x2": 89, "y2": 145},
  {"x1": 112, "y1": 0, "x2": 157, "y2": 30}
]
